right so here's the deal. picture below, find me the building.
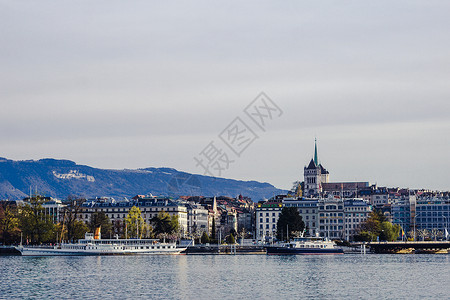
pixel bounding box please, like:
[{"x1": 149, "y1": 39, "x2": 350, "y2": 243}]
[
  {"x1": 318, "y1": 198, "x2": 344, "y2": 239},
  {"x1": 322, "y1": 182, "x2": 370, "y2": 199},
  {"x1": 343, "y1": 198, "x2": 371, "y2": 241},
  {"x1": 185, "y1": 203, "x2": 209, "y2": 236},
  {"x1": 256, "y1": 200, "x2": 282, "y2": 241},
  {"x1": 304, "y1": 139, "x2": 329, "y2": 197},
  {"x1": 23, "y1": 196, "x2": 66, "y2": 224},
  {"x1": 391, "y1": 192, "x2": 416, "y2": 234},
  {"x1": 79, "y1": 196, "x2": 188, "y2": 235},
  {"x1": 282, "y1": 198, "x2": 318, "y2": 236},
  {"x1": 415, "y1": 197, "x2": 450, "y2": 234}
]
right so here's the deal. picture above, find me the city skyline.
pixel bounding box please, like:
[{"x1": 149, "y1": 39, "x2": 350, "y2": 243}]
[{"x1": 2, "y1": 1, "x2": 450, "y2": 191}]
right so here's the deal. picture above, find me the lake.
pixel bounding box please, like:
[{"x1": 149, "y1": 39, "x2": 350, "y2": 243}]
[{"x1": 1, "y1": 254, "x2": 449, "y2": 299}]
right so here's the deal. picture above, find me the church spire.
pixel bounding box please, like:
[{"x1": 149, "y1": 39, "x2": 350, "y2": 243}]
[{"x1": 314, "y1": 138, "x2": 319, "y2": 166}]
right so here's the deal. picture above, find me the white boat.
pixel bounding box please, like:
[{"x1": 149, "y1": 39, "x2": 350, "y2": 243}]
[
  {"x1": 266, "y1": 236, "x2": 344, "y2": 255},
  {"x1": 15, "y1": 233, "x2": 186, "y2": 256}
]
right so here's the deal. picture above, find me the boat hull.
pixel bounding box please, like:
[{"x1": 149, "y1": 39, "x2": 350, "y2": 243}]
[
  {"x1": 266, "y1": 247, "x2": 344, "y2": 255},
  {"x1": 15, "y1": 246, "x2": 186, "y2": 256}
]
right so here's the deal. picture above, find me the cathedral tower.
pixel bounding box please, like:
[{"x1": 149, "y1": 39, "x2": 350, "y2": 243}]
[{"x1": 304, "y1": 139, "x2": 329, "y2": 197}]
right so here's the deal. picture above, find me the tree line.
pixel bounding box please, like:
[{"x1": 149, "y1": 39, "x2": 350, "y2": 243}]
[{"x1": 0, "y1": 196, "x2": 180, "y2": 245}]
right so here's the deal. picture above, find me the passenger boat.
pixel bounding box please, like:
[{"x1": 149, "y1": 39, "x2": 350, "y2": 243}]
[
  {"x1": 15, "y1": 233, "x2": 186, "y2": 256},
  {"x1": 266, "y1": 237, "x2": 344, "y2": 255}
]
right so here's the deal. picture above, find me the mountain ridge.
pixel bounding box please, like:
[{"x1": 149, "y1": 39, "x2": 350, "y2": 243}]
[{"x1": 0, "y1": 157, "x2": 286, "y2": 201}]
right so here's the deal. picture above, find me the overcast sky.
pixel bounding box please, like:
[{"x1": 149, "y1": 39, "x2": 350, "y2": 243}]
[{"x1": 1, "y1": 1, "x2": 450, "y2": 191}]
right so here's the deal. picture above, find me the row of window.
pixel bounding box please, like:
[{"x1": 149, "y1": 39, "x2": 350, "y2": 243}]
[
  {"x1": 319, "y1": 219, "x2": 344, "y2": 224},
  {"x1": 320, "y1": 213, "x2": 343, "y2": 217},
  {"x1": 417, "y1": 206, "x2": 450, "y2": 211},
  {"x1": 83, "y1": 207, "x2": 182, "y2": 213}
]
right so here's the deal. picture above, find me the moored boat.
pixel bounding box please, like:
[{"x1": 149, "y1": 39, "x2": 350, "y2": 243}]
[
  {"x1": 15, "y1": 233, "x2": 186, "y2": 256},
  {"x1": 266, "y1": 237, "x2": 344, "y2": 255}
]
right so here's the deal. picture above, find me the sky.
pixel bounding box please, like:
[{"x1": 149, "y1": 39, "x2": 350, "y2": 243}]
[{"x1": 1, "y1": 1, "x2": 450, "y2": 191}]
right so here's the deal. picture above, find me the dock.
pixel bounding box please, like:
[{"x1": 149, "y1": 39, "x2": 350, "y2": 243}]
[{"x1": 367, "y1": 241, "x2": 450, "y2": 254}]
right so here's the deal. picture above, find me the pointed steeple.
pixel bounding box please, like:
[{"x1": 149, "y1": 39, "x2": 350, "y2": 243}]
[{"x1": 314, "y1": 138, "x2": 319, "y2": 165}]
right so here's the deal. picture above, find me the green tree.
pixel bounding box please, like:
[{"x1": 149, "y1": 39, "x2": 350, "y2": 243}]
[
  {"x1": 125, "y1": 206, "x2": 145, "y2": 238},
  {"x1": 0, "y1": 203, "x2": 21, "y2": 245},
  {"x1": 276, "y1": 207, "x2": 305, "y2": 241},
  {"x1": 226, "y1": 233, "x2": 236, "y2": 244},
  {"x1": 18, "y1": 196, "x2": 56, "y2": 244},
  {"x1": 354, "y1": 210, "x2": 399, "y2": 242},
  {"x1": 71, "y1": 220, "x2": 89, "y2": 241},
  {"x1": 353, "y1": 231, "x2": 377, "y2": 242},
  {"x1": 89, "y1": 211, "x2": 113, "y2": 238},
  {"x1": 379, "y1": 221, "x2": 401, "y2": 241},
  {"x1": 170, "y1": 215, "x2": 180, "y2": 234},
  {"x1": 151, "y1": 211, "x2": 179, "y2": 237},
  {"x1": 200, "y1": 231, "x2": 210, "y2": 244}
]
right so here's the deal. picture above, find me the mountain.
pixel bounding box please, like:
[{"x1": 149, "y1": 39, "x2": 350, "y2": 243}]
[{"x1": 0, "y1": 157, "x2": 286, "y2": 201}]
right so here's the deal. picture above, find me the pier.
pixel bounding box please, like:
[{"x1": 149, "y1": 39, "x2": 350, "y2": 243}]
[{"x1": 367, "y1": 241, "x2": 450, "y2": 254}]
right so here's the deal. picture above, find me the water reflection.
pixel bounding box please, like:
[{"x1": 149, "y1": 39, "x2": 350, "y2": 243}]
[{"x1": 1, "y1": 254, "x2": 449, "y2": 299}]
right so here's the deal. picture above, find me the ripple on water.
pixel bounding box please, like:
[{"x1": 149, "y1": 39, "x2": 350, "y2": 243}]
[{"x1": 1, "y1": 254, "x2": 449, "y2": 299}]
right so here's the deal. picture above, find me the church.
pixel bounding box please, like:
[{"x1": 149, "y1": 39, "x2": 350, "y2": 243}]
[
  {"x1": 303, "y1": 139, "x2": 368, "y2": 198},
  {"x1": 303, "y1": 139, "x2": 329, "y2": 197}
]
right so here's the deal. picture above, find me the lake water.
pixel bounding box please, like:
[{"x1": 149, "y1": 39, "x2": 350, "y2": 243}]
[{"x1": 1, "y1": 254, "x2": 449, "y2": 299}]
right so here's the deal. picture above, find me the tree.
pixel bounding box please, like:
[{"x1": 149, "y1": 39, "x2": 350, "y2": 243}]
[
  {"x1": 379, "y1": 221, "x2": 401, "y2": 242},
  {"x1": 201, "y1": 231, "x2": 210, "y2": 244},
  {"x1": 170, "y1": 215, "x2": 180, "y2": 234},
  {"x1": 125, "y1": 206, "x2": 145, "y2": 238},
  {"x1": 354, "y1": 210, "x2": 399, "y2": 242},
  {"x1": 62, "y1": 199, "x2": 87, "y2": 242},
  {"x1": 18, "y1": 196, "x2": 56, "y2": 244},
  {"x1": 226, "y1": 233, "x2": 236, "y2": 244},
  {"x1": 151, "y1": 211, "x2": 179, "y2": 237},
  {"x1": 71, "y1": 220, "x2": 89, "y2": 241},
  {"x1": 89, "y1": 211, "x2": 113, "y2": 238},
  {"x1": 418, "y1": 229, "x2": 429, "y2": 241},
  {"x1": 276, "y1": 207, "x2": 305, "y2": 241},
  {"x1": 0, "y1": 203, "x2": 21, "y2": 245}
]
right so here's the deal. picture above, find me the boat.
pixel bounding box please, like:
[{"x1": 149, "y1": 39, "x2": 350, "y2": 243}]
[
  {"x1": 15, "y1": 233, "x2": 186, "y2": 256},
  {"x1": 266, "y1": 236, "x2": 344, "y2": 255}
]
